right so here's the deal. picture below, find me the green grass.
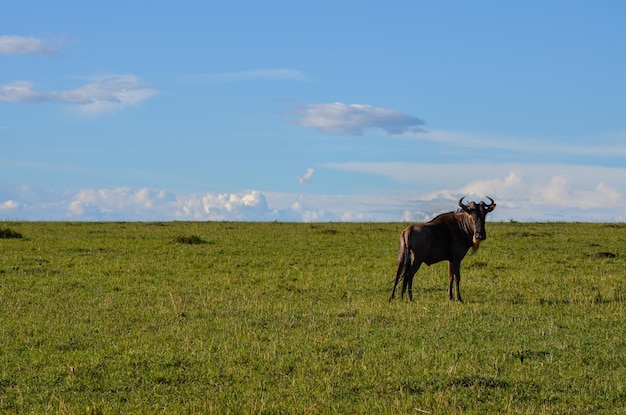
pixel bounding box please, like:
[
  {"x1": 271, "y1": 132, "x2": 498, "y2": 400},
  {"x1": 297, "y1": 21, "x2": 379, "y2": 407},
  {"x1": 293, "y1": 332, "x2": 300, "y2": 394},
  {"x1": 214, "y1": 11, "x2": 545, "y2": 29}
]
[{"x1": 1, "y1": 221, "x2": 625, "y2": 414}]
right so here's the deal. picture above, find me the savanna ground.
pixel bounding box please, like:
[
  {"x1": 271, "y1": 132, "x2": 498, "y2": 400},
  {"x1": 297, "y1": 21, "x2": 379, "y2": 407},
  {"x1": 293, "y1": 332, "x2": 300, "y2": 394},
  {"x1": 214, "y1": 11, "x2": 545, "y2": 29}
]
[{"x1": 0, "y1": 221, "x2": 625, "y2": 414}]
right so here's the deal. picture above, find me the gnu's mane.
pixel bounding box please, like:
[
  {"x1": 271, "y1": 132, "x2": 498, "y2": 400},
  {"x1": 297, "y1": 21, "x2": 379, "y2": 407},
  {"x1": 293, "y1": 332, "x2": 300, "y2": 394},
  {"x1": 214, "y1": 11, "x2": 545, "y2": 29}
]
[{"x1": 427, "y1": 211, "x2": 461, "y2": 225}]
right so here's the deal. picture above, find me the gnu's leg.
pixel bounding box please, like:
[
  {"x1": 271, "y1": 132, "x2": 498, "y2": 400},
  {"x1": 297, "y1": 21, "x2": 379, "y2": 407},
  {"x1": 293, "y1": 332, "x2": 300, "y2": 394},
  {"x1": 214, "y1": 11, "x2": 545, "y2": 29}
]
[
  {"x1": 448, "y1": 260, "x2": 463, "y2": 302},
  {"x1": 448, "y1": 261, "x2": 454, "y2": 300},
  {"x1": 402, "y1": 261, "x2": 421, "y2": 301}
]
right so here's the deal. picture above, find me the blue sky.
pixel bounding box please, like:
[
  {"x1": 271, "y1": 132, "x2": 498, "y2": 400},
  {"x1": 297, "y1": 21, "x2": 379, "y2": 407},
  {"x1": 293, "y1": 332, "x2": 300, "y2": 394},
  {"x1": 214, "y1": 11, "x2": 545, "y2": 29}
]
[{"x1": 1, "y1": 1, "x2": 625, "y2": 221}]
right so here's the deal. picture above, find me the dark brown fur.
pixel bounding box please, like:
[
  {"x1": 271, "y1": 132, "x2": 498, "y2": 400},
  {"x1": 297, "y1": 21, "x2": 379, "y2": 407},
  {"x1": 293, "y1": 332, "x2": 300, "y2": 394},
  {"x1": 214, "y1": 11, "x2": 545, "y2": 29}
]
[{"x1": 389, "y1": 197, "x2": 496, "y2": 302}]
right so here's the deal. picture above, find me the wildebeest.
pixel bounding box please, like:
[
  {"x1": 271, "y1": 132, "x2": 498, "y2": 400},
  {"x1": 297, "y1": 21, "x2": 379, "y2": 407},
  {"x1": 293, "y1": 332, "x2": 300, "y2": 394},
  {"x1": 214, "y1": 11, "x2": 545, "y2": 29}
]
[{"x1": 389, "y1": 197, "x2": 496, "y2": 302}]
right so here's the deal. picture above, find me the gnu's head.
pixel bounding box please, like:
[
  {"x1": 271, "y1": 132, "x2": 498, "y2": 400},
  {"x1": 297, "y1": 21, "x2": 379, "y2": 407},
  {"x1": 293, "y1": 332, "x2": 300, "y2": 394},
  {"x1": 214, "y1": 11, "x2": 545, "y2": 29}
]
[{"x1": 458, "y1": 196, "x2": 496, "y2": 246}]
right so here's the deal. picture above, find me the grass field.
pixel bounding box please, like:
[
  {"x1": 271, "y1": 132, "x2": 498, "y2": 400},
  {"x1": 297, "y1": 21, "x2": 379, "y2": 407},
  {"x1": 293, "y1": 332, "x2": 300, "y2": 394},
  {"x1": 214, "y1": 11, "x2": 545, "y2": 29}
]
[{"x1": 1, "y1": 221, "x2": 625, "y2": 414}]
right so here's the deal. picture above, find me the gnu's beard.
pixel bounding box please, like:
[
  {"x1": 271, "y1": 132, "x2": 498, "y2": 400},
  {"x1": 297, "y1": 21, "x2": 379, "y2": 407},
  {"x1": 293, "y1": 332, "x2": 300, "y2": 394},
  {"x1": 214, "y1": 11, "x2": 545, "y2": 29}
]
[{"x1": 470, "y1": 237, "x2": 481, "y2": 254}]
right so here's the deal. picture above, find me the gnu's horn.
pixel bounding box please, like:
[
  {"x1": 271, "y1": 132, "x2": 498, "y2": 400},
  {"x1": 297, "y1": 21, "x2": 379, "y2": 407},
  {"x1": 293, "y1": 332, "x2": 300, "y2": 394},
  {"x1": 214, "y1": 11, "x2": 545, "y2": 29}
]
[
  {"x1": 458, "y1": 197, "x2": 470, "y2": 213},
  {"x1": 485, "y1": 197, "x2": 496, "y2": 212}
]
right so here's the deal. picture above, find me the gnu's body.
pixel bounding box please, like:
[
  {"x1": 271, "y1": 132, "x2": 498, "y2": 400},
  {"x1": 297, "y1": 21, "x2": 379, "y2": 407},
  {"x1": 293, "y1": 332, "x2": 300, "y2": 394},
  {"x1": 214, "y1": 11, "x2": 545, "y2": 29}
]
[{"x1": 389, "y1": 197, "x2": 496, "y2": 302}]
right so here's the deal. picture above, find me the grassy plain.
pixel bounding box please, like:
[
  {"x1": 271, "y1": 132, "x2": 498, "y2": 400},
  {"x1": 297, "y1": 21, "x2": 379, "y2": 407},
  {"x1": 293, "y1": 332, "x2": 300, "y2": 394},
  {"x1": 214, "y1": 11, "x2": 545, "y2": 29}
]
[{"x1": 0, "y1": 221, "x2": 625, "y2": 414}]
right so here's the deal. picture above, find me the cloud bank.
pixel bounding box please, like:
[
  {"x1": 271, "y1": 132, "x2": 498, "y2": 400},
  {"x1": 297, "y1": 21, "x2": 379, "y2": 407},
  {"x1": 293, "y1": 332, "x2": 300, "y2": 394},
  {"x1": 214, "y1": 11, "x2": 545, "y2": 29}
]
[
  {"x1": 0, "y1": 75, "x2": 157, "y2": 114},
  {"x1": 293, "y1": 102, "x2": 426, "y2": 135},
  {"x1": 1, "y1": 166, "x2": 624, "y2": 222},
  {"x1": 0, "y1": 35, "x2": 62, "y2": 55}
]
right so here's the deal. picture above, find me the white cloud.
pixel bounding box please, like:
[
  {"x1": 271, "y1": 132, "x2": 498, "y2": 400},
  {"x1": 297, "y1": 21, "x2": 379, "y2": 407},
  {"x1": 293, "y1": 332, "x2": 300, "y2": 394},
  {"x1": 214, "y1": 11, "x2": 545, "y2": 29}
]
[
  {"x1": 293, "y1": 102, "x2": 425, "y2": 135},
  {"x1": 463, "y1": 169, "x2": 623, "y2": 213},
  {"x1": 68, "y1": 187, "x2": 175, "y2": 219},
  {"x1": 178, "y1": 191, "x2": 273, "y2": 221},
  {"x1": 185, "y1": 69, "x2": 308, "y2": 84},
  {"x1": 530, "y1": 176, "x2": 621, "y2": 209},
  {"x1": 0, "y1": 35, "x2": 61, "y2": 55},
  {"x1": 459, "y1": 171, "x2": 524, "y2": 201},
  {"x1": 298, "y1": 168, "x2": 315, "y2": 185},
  {"x1": 320, "y1": 162, "x2": 626, "y2": 221},
  {"x1": 0, "y1": 81, "x2": 48, "y2": 103},
  {"x1": 0, "y1": 200, "x2": 18, "y2": 211},
  {"x1": 0, "y1": 188, "x2": 339, "y2": 222},
  {"x1": 0, "y1": 75, "x2": 158, "y2": 115},
  {"x1": 323, "y1": 162, "x2": 626, "y2": 192}
]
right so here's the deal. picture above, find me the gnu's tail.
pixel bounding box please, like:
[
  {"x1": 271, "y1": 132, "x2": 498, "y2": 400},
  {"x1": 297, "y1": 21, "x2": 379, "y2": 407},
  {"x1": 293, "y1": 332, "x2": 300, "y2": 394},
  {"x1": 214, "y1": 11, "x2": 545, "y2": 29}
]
[{"x1": 389, "y1": 227, "x2": 412, "y2": 301}]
